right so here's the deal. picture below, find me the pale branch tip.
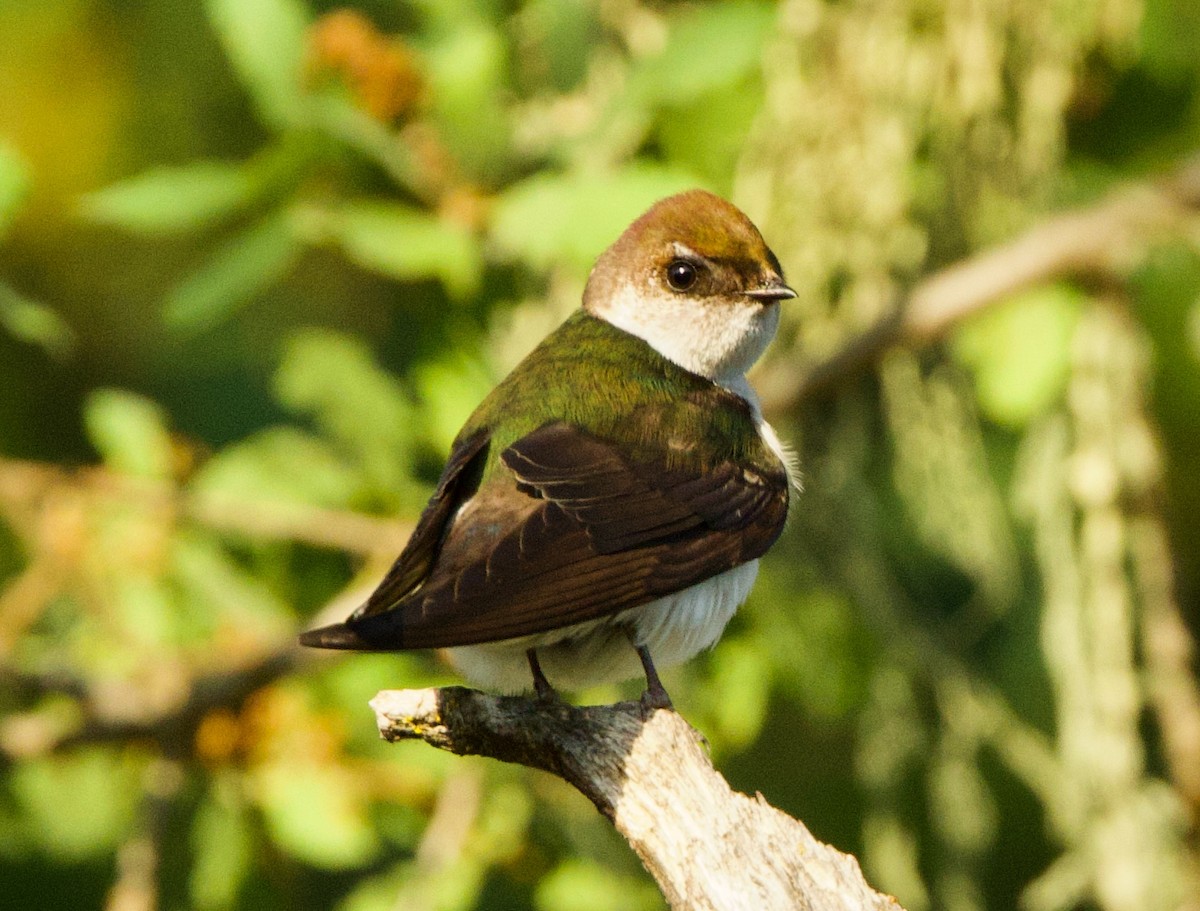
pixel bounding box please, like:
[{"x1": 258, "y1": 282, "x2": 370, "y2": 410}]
[{"x1": 372, "y1": 686, "x2": 905, "y2": 911}]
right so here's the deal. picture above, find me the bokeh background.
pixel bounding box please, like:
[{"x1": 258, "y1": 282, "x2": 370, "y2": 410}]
[{"x1": 2, "y1": 0, "x2": 1199, "y2": 909}]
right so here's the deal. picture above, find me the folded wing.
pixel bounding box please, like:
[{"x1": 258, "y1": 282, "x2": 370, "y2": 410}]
[{"x1": 301, "y1": 421, "x2": 787, "y2": 650}]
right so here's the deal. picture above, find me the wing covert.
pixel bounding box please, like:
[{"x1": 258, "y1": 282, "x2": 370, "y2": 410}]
[{"x1": 338, "y1": 421, "x2": 788, "y2": 648}]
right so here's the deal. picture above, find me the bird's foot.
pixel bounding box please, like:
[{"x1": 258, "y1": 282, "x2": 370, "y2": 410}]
[
  {"x1": 635, "y1": 643, "x2": 674, "y2": 714},
  {"x1": 526, "y1": 648, "x2": 560, "y2": 702}
]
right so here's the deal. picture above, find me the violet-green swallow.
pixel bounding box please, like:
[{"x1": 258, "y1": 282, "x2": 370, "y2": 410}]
[{"x1": 300, "y1": 190, "x2": 795, "y2": 706}]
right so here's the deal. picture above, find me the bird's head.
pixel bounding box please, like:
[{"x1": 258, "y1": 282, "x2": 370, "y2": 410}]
[{"x1": 583, "y1": 190, "x2": 795, "y2": 384}]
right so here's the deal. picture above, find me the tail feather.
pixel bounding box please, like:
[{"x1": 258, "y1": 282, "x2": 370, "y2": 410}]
[{"x1": 299, "y1": 621, "x2": 388, "y2": 651}]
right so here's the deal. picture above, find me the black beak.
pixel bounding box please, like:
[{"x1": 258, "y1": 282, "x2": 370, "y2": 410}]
[{"x1": 743, "y1": 278, "x2": 796, "y2": 303}]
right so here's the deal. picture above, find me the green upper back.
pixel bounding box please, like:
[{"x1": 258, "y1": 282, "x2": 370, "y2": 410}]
[{"x1": 461, "y1": 310, "x2": 778, "y2": 479}]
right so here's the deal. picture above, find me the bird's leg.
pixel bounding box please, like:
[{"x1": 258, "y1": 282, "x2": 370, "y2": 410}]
[
  {"x1": 526, "y1": 648, "x2": 558, "y2": 700},
  {"x1": 633, "y1": 641, "x2": 673, "y2": 711}
]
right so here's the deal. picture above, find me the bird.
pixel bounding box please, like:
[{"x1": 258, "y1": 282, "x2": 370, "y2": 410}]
[{"x1": 299, "y1": 189, "x2": 795, "y2": 707}]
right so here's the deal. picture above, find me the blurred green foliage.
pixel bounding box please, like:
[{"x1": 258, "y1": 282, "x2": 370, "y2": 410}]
[{"x1": 1, "y1": 1, "x2": 1199, "y2": 910}]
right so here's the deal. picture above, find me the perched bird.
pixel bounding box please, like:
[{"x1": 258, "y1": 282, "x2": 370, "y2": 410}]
[{"x1": 300, "y1": 190, "x2": 795, "y2": 706}]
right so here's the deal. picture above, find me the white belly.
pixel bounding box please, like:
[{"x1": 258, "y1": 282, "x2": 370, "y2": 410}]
[{"x1": 446, "y1": 561, "x2": 759, "y2": 693}]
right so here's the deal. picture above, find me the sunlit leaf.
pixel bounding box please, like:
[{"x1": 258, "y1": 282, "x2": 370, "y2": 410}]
[
  {"x1": 753, "y1": 567, "x2": 869, "y2": 720},
  {"x1": 701, "y1": 638, "x2": 771, "y2": 749},
  {"x1": 535, "y1": 858, "x2": 661, "y2": 911},
  {"x1": 952, "y1": 284, "x2": 1085, "y2": 428},
  {"x1": 255, "y1": 761, "x2": 379, "y2": 869},
  {"x1": 0, "y1": 140, "x2": 30, "y2": 234},
  {"x1": 473, "y1": 782, "x2": 532, "y2": 863},
  {"x1": 629, "y1": 2, "x2": 775, "y2": 106},
  {"x1": 423, "y1": 22, "x2": 512, "y2": 181},
  {"x1": 490, "y1": 166, "x2": 700, "y2": 271},
  {"x1": 9, "y1": 750, "x2": 139, "y2": 861},
  {"x1": 657, "y1": 79, "x2": 764, "y2": 189},
  {"x1": 84, "y1": 388, "x2": 173, "y2": 478},
  {"x1": 336, "y1": 865, "x2": 410, "y2": 911},
  {"x1": 112, "y1": 572, "x2": 176, "y2": 649},
  {"x1": 413, "y1": 352, "x2": 495, "y2": 455},
  {"x1": 928, "y1": 753, "x2": 998, "y2": 853},
  {"x1": 190, "y1": 777, "x2": 253, "y2": 911},
  {"x1": 80, "y1": 161, "x2": 258, "y2": 234},
  {"x1": 303, "y1": 200, "x2": 482, "y2": 299},
  {"x1": 190, "y1": 426, "x2": 362, "y2": 509},
  {"x1": 172, "y1": 531, "x2": 294, "y2": 638},
  {"x1": 163, "y1": 212, "x2": 299, "y2": 331},
  {"x1": 274, "y1": 328, "x2": 422, "y2": 505},
  {"x1": 0, "y1": 281, "x2": 75, "y2": 358},
  {"x1": 1188, "y1": 297, "x2": 1200, "y2": 363},
  {"x1": 204, "y1": 0, "x2": 310, "y2": 127}
]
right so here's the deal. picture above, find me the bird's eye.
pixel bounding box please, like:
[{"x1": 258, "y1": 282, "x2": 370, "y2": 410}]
[{"x1": 666, "y1": 259, "x2": 697, "y2": 291}]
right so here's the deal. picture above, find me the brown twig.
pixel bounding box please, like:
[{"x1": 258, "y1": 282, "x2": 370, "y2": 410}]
[
  {"x1": 372, "y1": 687, "x2": 903, "y2": 911},
  {"x1": 0, "y1": 456, "x2": 413, "y2": 556},
  {"x1": 0, "y1": 645, "x2": 306, "y2": 759}
]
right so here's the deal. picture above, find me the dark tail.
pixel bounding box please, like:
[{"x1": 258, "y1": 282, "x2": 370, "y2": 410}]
[{"x1": 299, "y1": 621, "x2": 387, "y2": 650}]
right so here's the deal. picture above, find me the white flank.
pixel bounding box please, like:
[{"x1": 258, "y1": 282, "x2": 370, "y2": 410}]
[{"x1": 447, "y1": 562, "x2": 759, "y2": 692}]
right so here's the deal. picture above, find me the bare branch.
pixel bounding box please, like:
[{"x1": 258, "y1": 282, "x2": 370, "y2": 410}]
[
  {"x1": 372, "y1": 687, "x2": 903, "y2": 911},
  {"x1": 0, "y1": 645, "x2": 307, "y2": 759},
  {"x1": 0, "y1": 456, "x2": 413, "y2": 556},
  {"x1": 759, "y1": 155, "x2": 1200, "y2": 414}
]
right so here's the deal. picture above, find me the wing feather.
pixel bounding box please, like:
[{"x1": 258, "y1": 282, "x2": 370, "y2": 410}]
[{"x1": 318, "y1": 420, "x2": 788, "y2": 650}]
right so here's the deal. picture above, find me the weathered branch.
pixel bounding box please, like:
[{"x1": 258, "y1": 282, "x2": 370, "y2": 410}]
[
  {"x1": 758, "y1": 154, "x2": 1200, "y2": 414},
  {"x1": 372, "y1": 687, "x2": 902, "y2": 911},
  {"x1": 0, "y1": 456, "x2": 413, "y2": 556},
  {"x1": 0, "y1": 644, "x2": 307, "y2": 759}
]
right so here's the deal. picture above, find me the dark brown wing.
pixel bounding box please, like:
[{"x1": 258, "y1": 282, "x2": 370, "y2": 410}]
[
  {"x1": 304, "y1": 421, "x2": 787, "y2": 650},
  {"x1": 297, "y1": 428, "x2": 489, "y2": 649}
]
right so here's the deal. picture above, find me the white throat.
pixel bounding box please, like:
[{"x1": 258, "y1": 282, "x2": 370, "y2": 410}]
[{"x1": 589, "y1": 280, "x2": 780, "y2": 387}]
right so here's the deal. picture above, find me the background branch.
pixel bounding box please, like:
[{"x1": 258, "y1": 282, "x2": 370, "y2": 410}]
[
  {"x1": 0, "y1": 644, "x2": 307, "y2": 760},
  {"x1": 372, "y1": 687, "x2": 904, "y2": 911},
  {"x1": 758, "y1": 155, "x2": 1200, "y2": 414},
  {"x1": 0, "y1": 456, "x2": 413, "y2": 556}
]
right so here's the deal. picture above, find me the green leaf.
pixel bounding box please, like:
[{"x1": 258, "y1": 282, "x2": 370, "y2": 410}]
[
  {"x1": 0, "y1": 282, "x2": 75, "y2": 358},
  {"x1": 657, "y1": 78, "x2": 764, "y2": 189},
  {"x1": 0, "y1": 140, "x2": 30, "y2": 234},
  {"x1": 952, "y1": 284, "x2": 1085, "y2": 428},
  {"x1": 255, "y1": 761, "x2": 379, "y2": 870},
  {"x1": 190, "y1": 426, "x2": 362, "y2": 509},
  {"x1": 303, "y1": 201, "x2": 482, "y2": 299},
  {"x1": 190, "y1": 778, "x2": 253, "y2": 911},
  {"x1": 423, "y1": 23, "x2": 513, "y2": 181},
  {"x1": 80, "y1": 161, "x2": 258, "y2": 234},
  {"x1": 335, "y1": 865, "x2": 411, "y2": 911},
  {"x1": 84, "y1": 388, "x2": 174, "y2": 478},
  {"x1": 172, "y1": 531, "x2": 294, "y2": 638},
  {"x1": 163, "y1": 212, "x2": 299, "y2": 331},
  {"x1": 414, "y1": 352, "x2": 495, "y2": 455},
  {"x1": 490, "y1": 166, "x2": 700, "y2": 271},
  {"x1": 1190, "y1": 297, "x2": 1200, "y2": 363},
  {"x1": 274, "y1": 329, "x2": 422, "y2": 505},
  {"x1": 629, "y1": 2, "x2": 775, "y2": 106},
  {"x1": 700, "y1": 637, "x2": 771, "y2": 749},
  {"x1": 535, "y1": 858, "x2": 662, "y2": 911},
  {"x1": 112, "y1": 573, "x2": 177, "y2": 649},
  {"x1": 10, "y1": 750, "x2": 139, "y2": 861},
  {"x1": 204, "y1": 0, "x2": 310, "y2": 127}
]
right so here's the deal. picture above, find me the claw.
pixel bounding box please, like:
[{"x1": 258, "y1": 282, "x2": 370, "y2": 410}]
[
  {"x1": 526, "y1": 648, "x2": 558, "y2": 700},
  {"x1": 635, "y1": 643, "x2": 673, "y2": 711}
]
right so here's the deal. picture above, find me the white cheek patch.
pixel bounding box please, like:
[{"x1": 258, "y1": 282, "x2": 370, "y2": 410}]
[{"x1": 590, "y1": 281, "x2": 778, "y2": 383}]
